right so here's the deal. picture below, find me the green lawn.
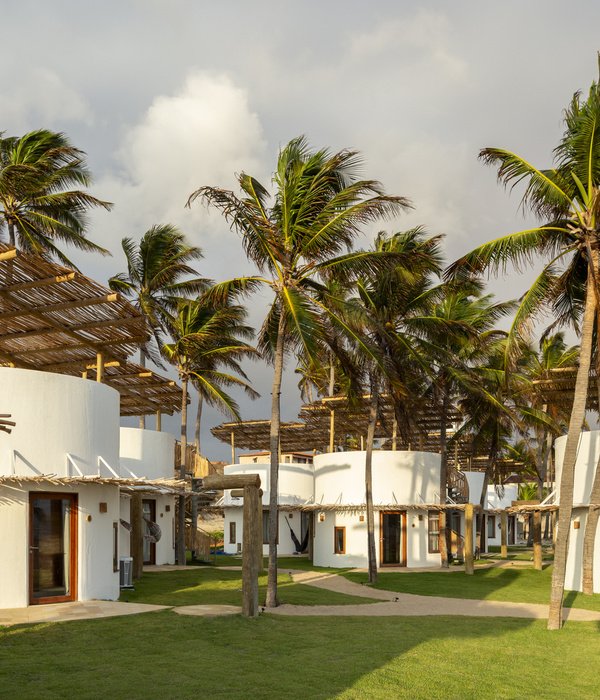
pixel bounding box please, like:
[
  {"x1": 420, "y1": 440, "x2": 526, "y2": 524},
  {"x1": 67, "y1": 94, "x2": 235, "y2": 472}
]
[
  {"x1": 122, "y1": 568, "x2": 377, "y2": 607},
  {"x1": 1, "y1": 612, "x2": 599, "y2": 698},
  {"x1": 343, "y1": 565, "x2": 600, "y2": 611}
]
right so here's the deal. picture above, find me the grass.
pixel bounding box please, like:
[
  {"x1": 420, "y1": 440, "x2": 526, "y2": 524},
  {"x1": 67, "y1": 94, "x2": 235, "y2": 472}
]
[
  {"x1": 485, "y1": 545, "x2": 554, "y2": 561},
  {"x1": 343, "y1": 565, "x2": 600, "y2": 611},
  {"x1": 121, "y1": 568, "x2": 378, "y2": 607},
  {"x1": 1, "y1": 612, "x2": 599, "y2": 698}
]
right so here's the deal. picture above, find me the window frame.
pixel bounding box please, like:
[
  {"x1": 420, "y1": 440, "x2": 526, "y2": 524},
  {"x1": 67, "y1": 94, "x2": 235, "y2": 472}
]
[
  {"x1": 229, "y1": 521, "x2": 236, "y2": 544},
  {"x1": 487, "y1": 515, "x2": 496, "y2": 539},
  {"x1": 334, "y1": 526, "x2": 346, "y2": 554},
  {"x1": 428, "y1": 510, "x2": 440, "y2": 554}
]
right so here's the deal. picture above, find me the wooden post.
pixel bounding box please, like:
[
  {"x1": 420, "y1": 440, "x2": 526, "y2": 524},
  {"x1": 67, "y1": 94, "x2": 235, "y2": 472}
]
[
  {"x1": 156, "y1": 411, "x2": 162, "y2": 432},
  {"x1": 131, "y1": 492, "x2": 144, "y2": 579},
  {"x1": 392, "y1": 418, "x2": 397, "y2": 451},
  {"x1": 501, "y1": 510, "x2": 508, "y2": 558},
  {"x1": 360, "y1": 435, "x2": 364, "y2": 451},
  {"x1": 242, "y1": 484, "x2": 260, "y2": 617},
  {"x1": 329, "y1": 409, "x2": 335, "y2": 453},
  {"x1": 231, "y1": 431, "x2": 235, "y2": 465},
  {"x1": 96, "y1": 352, "x2": 105, "y2": 383},
  {"x1": 257, "y1": 489, "x2": 264, "y2": 571},
  {"x1": 81, "y1": 370, "x2": 88, "y2": 379},
  {"x1": 464, "y1": 503, "x2": 474, "y2": 575},
  {"x1": 533, "y1": 510, "x2": 542, "y2": 570}
]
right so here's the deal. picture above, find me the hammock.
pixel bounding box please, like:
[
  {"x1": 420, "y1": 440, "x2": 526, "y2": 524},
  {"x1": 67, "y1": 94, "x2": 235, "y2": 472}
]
[{"x1": 284, "y1": 516, "x2": 309, "y2": 553}]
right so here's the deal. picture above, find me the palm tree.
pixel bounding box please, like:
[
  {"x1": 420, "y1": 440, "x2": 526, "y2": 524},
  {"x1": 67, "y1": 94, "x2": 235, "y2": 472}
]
[
  {"x1": 163, "y1": 294, "x2": 258, "y2": 566},
  {"x1": 108, "y1": 224, "x2": 207, "y2": 426},
  {"x1": 447, "y1": 64, "x2": 600, "y2": 628},
  {"x1": 187, "y1": 136, "x2": 411, "y2": 606},
  {"x1": 0, "y1": 129, "x2": 111, "y2": 266},
  {"x1": 346, "y1": 228, "x2": 444, "y2": 582}
]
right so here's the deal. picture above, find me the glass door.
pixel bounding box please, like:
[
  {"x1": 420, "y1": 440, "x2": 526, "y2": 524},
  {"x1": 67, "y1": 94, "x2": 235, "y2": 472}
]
[
  {"x1": 29, "y1": 493, "x2": 77, "y2": 605},
  {"x1": 380, "y1": 511, "x2": 406, "y2": 566}
]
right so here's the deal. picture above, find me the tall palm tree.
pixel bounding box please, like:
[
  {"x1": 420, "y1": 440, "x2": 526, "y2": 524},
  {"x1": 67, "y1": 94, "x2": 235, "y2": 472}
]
[
  {"x1": 447, "y1": 64, "x2": 600, "y2": 628},
  {"x1": 163, "y1": 294, "x2": 258, "y2": 566},
  {"x1": 0, "y1": 129, "x2": 111, "y2": 266},
  {"x1": 346, "y1": 228, "x2": 444, "y2": 582},
  {"x1": 187, "y1": 136, "x2": 411, "y2": 606},
  {"x1": 108, "y1": 224, "x2": 207, "y2": 426}
]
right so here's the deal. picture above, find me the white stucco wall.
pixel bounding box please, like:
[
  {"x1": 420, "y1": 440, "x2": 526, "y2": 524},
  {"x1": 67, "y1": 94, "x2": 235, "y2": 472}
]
[
  {"x1": 223, "y1": 508, "x2": 305, "y2": 556},
  {"x1": 486, "y1": 483, "x2": 518, "y2": 510},
  {"x1": 119, "y1": 428, "x2": 175, "y2": 480},
  {"x1": 314, "y1": 451, "x2": 440, "y2": 506},
  {"x1": 0, "y1": 482, "x2": 120, "y2": 608},
  {"x1": 119, "y1": 494, "x2": 176, "y2": 564},
  {"x1": 554, "y1": 431, "x2": 599, "y2": 506},
  {"x1": 464, "y1": 472, "x2": 485, "y2": 506},
  {"x1": 554, "y1": 431, "x2": 600, "y2": 593},
  {"x1": 223, "y1": 462, "x2": 314, "y2": 506},
  {"x1": 0, "y1": 368, "x2": 120, "y2": 478}
]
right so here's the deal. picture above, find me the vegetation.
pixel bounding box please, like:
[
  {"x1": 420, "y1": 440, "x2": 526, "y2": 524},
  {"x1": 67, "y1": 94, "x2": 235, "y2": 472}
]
[
  {"x1": 188, "y1": 135, "x2": 411, "y2": 606},
  {"x1": 0, "y1": 129, "x2": 111, "y2": 266}
]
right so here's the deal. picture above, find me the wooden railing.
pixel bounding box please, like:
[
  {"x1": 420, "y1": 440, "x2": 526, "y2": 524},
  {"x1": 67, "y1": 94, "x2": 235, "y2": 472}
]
[
  {"x1": 174, "y1": 443, "x2": 221, "y2": 478},
  {"x1": 447, "y1": 466, "x2": 469, "y2": 503}
]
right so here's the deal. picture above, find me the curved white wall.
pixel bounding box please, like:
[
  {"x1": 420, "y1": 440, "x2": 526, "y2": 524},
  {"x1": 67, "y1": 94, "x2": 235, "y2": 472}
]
[
  {"x1": 119, "y1": 428, "x2": 175, "y2": 480},
  {"x1": 314, "y1": 451, "x2": 441, "y2": 506},
  {"x1": 223, "y1": 462, "x2": 314, "y2": 506},
  {"x1": 0, "y1": 368, "x2": 120, "y2": 478},
  {"x1": 554, "y1": 431, "x2": 599, "y2": 506}
]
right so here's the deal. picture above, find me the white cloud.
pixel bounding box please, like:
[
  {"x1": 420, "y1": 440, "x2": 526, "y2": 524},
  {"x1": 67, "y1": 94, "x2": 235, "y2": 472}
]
[{"x1": 93, "y1": 71, "x2": 268, "y2": 261}]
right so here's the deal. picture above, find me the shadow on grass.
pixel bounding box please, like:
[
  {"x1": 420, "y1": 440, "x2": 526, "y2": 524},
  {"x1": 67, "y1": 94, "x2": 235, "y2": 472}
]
[{"x1": 1, "y1": 610, "x2": 599, "y2": 698}]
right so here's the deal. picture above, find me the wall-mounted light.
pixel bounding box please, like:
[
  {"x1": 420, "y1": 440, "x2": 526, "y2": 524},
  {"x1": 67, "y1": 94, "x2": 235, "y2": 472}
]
[
  {"x1": 319, "y1": 513, "x2": 324, "y2": 522},
  {"x1": 359, "y1": 515, "x2": 364, "y2": 522}
]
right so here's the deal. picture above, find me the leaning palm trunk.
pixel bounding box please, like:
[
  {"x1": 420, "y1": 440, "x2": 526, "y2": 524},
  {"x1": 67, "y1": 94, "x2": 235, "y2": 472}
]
[
  {"x1": 548, "y1": 259, "x2": 597, "y2": 629},
  {"x1": 177, "y1": 376, "x2": 189, "y2": 567},
  {"x1": 195, "y1": 395, "x2": 203, "y2": 452},
  {"x1": 438, "y1": 391, "x2": 449, "y2": 568},
  {"x1": 365, "y1": 373, "x2": 379, "y2": 583},
  {"x1": 581, "y1": 363, "x2": 600, "y2": 594},
  {"x1": 265, "y1": 313, "x2": 286, "y2": 608}
]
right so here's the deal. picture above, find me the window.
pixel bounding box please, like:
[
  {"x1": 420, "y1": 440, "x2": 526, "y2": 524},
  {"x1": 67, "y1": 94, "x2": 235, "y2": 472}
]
[
  {"x1": 487, "y1": 515, "x2": 496, "y2": 539},
  {"x1": 229, "y1": 521, "x2": 236, "y2": 544},
  {"x1": 262, "y1": 511, "x2": 278, "y2": 544},
  {"x1": 334, "y1": 527, "x2": 345, "y2": 554},
  {"x1": 428, "y1": 511, "x2": 440, "y2": 553},
  {"x1": 113, "y1": 522, "x2": 119, "y2": 572}
]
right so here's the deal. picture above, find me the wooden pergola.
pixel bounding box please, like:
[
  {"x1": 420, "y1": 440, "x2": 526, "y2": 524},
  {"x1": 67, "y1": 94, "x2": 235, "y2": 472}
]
[
  {"x1": 0, "y1": 245, "x2": 185, "y2": 418},
  {"x1": 212, "y1": 394, "x2": 522, "y2": 473},
  {"x1": 532, "y1": 366, "x2": 599, "y2": 411}
]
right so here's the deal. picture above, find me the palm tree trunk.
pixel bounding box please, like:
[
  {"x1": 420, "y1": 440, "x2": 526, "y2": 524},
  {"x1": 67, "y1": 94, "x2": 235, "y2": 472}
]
[
  {"x1": 177, "y1": 376, "x2": 188, "y2": 567},
  {"x1": 8, "y1": 220, "x2": 15, "y2": 247},
  {"x1": 581, "y1": 359, "x2": 600, "y2": 594},
  {"x1": 265, "y1": 311, "x2": 286, "y2": 608},
  {"x1": 439, "y1": 389, "x2": 449, "y2": 569},
  {"x1": 195, "y1": 394, "x2": 203, "y2": 453},
  {"x1": 365, "y1": 371, "x2": 379, "y2": 583},
  {"x1": 548, "y1": 255, "x2": 597, "y2": 629}
]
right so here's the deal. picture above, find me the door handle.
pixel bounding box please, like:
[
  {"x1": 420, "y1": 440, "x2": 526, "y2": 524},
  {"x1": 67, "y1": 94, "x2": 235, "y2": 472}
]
[{"x1": 29, "y1": 546, "x2": 39, "y2": 550}]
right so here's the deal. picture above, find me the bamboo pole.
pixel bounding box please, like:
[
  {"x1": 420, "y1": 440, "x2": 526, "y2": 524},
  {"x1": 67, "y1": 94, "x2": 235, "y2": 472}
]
[
  {"x1": 156, "y1": 411, "x2": 161, "y2": 432},
  {"x1": 329, "y1": 409, "x2": 335, "y2": 453},
  {"x1": 501, "y1": 510, "x2": 508, "y2": 558},
  {"x1": 96, "y1": 352, "x2": 105, "y2": 383},
  {"x1": 533, "y1": 510, "x2": 543, "y2": 571},
  {"x1": 464, "y1": 503, "x2": 474, "y2": 575},
  {"x1": 392, "y1": 418, "x2": 397, "y2": 451},
  {"x1": 231, "y1": 431, "x2": 235, "y2": 465}
]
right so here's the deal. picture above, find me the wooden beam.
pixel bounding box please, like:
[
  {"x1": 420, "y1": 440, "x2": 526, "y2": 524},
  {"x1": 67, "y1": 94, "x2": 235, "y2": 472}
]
[
  {"x1": 231, "y1": 431, "x2": 235, "y2": 465},
  {"x1": 131, "y1": 492, "x2": 144, "y2": 579},
  {"x1": 202, "y1": 474, "x2": 261, "y2": 490},
  {"x1": 0, "y1": 249, "x2": 19, "y2": 262},
  {"x1": 0, "y1": 271, "x2": 77, "y2": 292},
  {"x1": 43, "y1": 359, "x2": 121, "y2": 373},
  {"x1": 156, "y1": 411, "x2": 161, "y2": 432},
  {"x1": 0, "y1": 314, "x2": 142, "y2": 342},
  {"x1": 329, "y1": 409, "x2": 335, "y2": 453},
  {"x1": 464, "y1": 503, "x2": 474, "y2": 575},
  {"x1": 501, "y1": 510, "x2": 508, "y2": 558},
  {"x1": 0, "y1": 292, "x2": 120, "y2": 320},
  {"x1": 242, "y1": 484, "x2": 260, "y2": 617}
]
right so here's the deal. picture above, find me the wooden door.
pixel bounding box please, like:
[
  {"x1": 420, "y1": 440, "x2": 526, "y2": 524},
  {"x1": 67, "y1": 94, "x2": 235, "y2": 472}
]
[
  {"x1": 379, "y1": 511, "x2": 407, "y2": 566},
  {"x1": 29, "y1": 493, "x2": 77, "y2": 605}
]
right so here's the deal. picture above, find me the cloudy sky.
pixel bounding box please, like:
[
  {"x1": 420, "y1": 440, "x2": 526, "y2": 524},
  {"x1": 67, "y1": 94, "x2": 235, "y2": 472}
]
[{"x1": 3, "y1": 1, "x2": 600, "y2": 459}]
